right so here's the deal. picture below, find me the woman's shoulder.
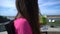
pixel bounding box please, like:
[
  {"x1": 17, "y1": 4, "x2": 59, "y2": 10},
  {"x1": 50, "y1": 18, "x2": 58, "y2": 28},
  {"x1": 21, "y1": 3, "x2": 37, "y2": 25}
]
[
  {"x1": 14, "y1": 18, "x2": 28, "y2": 24},
  {"x1": 14, "y1": 18, "x2": 29, "y2": 29}
]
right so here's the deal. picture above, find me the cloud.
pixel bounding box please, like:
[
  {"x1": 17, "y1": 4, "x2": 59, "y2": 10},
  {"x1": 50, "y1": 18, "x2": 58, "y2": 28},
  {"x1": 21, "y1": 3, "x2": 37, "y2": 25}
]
[
  {"x1": 40, "y1": 9, "x2": 60, "y2": 15},
  {"x1": 46, "y1": 11, "x2": 60, "y2": 15},
  {"x1": 0, "y1": 8, "x2": 17, "y2": 16},
  {"x1": 54, "y1": 6, "x2": 60, "y2": 9},
  {"x1": 0, "y1": 6, "x2": 17, "y2": 16},
  {"x1": 0, "y1": 0, "x2": 16, "y2": 8},
  {"x1": 39, "y1": 1, "x2": 60, "y2": 7},
  {"x1": 38, "y1": 0, "x2": 60, "y2": 10},
  {"x1": 38, "y1": 0, "x2": 60, "y2": 15},
  {"x1": 38, "y1": 0, "x2": 60, "y2": 5},
  {"x1": 0, "y1": 0, "x2": 17, "y2": 16}
]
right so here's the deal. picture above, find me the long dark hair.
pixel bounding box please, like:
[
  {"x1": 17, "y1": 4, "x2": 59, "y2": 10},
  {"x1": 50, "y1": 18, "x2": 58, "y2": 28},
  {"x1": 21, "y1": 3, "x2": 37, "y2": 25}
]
[{"x1": 16, "y1": 0, "x2": 40, "y2": 34}]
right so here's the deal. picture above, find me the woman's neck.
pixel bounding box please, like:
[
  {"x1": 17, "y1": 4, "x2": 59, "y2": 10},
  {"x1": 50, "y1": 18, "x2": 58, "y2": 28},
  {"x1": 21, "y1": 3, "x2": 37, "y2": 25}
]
[{"x1": 15, "y1": 13, "x2": 23, "y2": 19}]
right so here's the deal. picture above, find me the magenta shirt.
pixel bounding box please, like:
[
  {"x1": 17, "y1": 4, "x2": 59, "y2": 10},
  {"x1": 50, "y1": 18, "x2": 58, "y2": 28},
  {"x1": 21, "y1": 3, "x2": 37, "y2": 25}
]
[{"x1": 14, "y1": 18, "x2": 32, "y2": 34}]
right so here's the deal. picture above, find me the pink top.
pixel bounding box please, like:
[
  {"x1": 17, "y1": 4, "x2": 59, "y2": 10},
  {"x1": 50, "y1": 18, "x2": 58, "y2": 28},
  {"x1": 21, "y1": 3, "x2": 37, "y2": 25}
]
[{"x1": 14, "y1": 18, "x2": 32, "y2": 34}]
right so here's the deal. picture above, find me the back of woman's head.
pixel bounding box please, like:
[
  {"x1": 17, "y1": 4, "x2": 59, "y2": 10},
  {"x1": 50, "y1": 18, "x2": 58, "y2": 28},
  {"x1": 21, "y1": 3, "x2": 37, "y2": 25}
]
[{"x1": 16, "y1": 0, "x2": 40, "y2": 34}]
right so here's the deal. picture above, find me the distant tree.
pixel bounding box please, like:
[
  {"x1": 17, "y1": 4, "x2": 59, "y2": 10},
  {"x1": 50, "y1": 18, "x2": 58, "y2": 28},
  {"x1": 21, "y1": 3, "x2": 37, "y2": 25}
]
[
  {"x1": 0, "y1": 16, "x2": 10, "y2": 23},
  {"x1": 39, "y1": 15, "x2": 47, "y2": 25}
]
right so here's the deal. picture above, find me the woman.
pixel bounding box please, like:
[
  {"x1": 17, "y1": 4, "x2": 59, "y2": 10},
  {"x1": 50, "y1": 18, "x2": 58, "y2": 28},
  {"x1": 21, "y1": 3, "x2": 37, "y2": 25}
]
[{"x1": 5, "y1": 0, "x2": 40, "y2": 34}]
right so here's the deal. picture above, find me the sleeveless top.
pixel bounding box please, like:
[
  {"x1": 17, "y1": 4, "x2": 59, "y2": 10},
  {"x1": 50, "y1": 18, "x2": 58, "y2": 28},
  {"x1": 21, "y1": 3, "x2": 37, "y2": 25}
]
[{"x1": 14, "y1": 18, "x2": 32, "y2": 34}]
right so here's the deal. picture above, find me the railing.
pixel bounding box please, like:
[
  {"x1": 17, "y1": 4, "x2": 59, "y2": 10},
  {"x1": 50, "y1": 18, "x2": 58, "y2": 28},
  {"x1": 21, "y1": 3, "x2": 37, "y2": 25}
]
[{"x1": 0, "y1": 21, "x2": 10, "y2": 32}]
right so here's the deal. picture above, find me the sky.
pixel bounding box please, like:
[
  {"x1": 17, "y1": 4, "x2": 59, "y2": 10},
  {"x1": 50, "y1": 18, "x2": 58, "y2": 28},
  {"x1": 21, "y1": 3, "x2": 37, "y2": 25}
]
[
  {"x1": 0, "y1": 0, "x2": 60, "y2": 16},
  {"x1": 0, "y1": 0, "x2": 17, "y2": 16},
  {"x1": 38, "y1": 0, "x2": 60, "y2": 15}
]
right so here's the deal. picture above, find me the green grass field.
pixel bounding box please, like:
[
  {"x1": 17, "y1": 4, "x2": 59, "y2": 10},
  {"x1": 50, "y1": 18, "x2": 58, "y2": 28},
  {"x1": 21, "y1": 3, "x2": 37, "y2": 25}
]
[{"x1": 47, "y1": 21, "x2": 60, "y2": 28}]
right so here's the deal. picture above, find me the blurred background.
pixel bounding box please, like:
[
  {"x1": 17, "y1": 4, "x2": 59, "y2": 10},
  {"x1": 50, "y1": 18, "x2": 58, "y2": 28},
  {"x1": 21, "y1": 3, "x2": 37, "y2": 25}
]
[{"x1": 0, "y1": 0, "x2": 60, "y2": 34}]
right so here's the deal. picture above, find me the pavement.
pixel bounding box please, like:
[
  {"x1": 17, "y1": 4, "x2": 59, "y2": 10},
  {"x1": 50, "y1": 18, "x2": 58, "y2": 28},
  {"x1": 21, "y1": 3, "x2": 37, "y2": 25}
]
[
  {"x1": 41, "y1": 25, "x2": 60, "y2": 32},
  {"x1": 0, "y1": 31, "x2": 7, "y2": 34}
]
